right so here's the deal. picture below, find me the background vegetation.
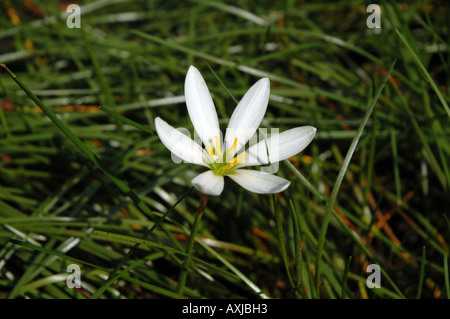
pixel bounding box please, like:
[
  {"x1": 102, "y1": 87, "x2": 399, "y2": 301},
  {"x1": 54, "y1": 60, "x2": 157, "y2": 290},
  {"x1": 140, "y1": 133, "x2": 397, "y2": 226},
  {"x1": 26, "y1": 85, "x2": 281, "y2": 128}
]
[{"x1": 0, "y1": 0, "x2": 449, "y2": 299}]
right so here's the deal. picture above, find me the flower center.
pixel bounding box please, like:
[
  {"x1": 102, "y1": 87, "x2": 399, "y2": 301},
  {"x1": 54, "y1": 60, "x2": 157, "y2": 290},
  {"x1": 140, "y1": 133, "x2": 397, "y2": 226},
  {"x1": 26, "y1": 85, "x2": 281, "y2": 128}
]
[{"x1": 204, "y1": 136, "x2": 247, "y2": 176}]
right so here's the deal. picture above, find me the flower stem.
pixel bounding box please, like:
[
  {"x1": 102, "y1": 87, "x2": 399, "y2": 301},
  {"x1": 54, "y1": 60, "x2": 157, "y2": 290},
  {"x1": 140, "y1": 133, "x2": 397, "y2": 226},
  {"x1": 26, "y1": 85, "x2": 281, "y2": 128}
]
[{"x1": 177, "y1": 193, "x2": 209, "y2": 295}]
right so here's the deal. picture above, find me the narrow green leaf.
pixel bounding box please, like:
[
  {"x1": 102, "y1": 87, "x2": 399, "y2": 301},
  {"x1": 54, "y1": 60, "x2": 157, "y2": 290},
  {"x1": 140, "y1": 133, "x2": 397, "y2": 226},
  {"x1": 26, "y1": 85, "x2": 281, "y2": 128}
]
[
  {"x1": 177, "y1": 193, "x2": 209, "y2": 296},
  {"x1": 417, "y1": 246, "x2": 426, "y2": 299},
  {"x1": 1, "y1": 64, "x2": 160, "y2": 239},
  {"x1": 99, "y1": 105, "x2": 155, "y2": 135},
  {"x1": 289, "y1": 199, "x2": 303, "y2": 295},
  {"x1": 273, "y1": 194, "x2": 296, "y2": 293},
  {"x1": 445, "y1": 255, "x2": 450, "y2": 299},
  {"x1": 314, "y1": 60, "x2": 397, "y2": 298},
  {"x1": 395, "y1": 28, "x2": 450, "y2": 119},
  {"x1": 341, "y1": 255, "x2": 352, "y2": 299}
]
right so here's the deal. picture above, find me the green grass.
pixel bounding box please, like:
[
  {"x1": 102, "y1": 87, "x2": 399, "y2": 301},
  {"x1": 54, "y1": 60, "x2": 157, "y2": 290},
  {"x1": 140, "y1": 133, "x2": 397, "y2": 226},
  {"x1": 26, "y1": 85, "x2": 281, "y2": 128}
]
[{"x1": 0, "y1": 0, "x2": 449, "y2": 299}]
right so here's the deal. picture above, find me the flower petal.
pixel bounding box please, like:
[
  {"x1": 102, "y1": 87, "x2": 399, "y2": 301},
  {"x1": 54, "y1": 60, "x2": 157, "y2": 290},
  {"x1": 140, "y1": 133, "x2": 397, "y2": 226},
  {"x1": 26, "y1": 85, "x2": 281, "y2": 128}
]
[
  {"x1": 155, "y1": 117, "x2": 207, "y2": 167},
  {"x1": 185, "y1": 66, "x2": 221, "y2": 147},
  {"x1": 192, "y1": 171, "x2": 225, "y2": 196},
  {"x1": 228, "y1": 169, "x2": 290, "y2": 194},
  {"x1": 224, "y1": 77, "x2": 270, "y2": 157},
  {"x1": 238, "y1": 126, "x2": 317, "y2": 168}
]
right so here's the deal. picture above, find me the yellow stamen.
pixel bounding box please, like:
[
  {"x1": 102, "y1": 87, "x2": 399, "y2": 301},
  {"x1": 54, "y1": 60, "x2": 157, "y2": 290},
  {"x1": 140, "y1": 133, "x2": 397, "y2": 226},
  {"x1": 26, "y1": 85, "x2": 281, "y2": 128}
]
[
  {"x1": 222, "y1": 162, "x2": 236, "y2": 170},
  {"x1": 233, "y1": 152, "x2": 247, "y2": 164},
  {"x1": 215, "y1": 136, "x2": 221, "y2": 156},
  {"x1": 228, "y1": 137, "x2": 238, "y2": 156},
  {"x1": 222, "y1": 152, "x2": 247, "y2": 170},
  {"x1": 206, "y1": 145, "x2": 214, "y2": 157}
]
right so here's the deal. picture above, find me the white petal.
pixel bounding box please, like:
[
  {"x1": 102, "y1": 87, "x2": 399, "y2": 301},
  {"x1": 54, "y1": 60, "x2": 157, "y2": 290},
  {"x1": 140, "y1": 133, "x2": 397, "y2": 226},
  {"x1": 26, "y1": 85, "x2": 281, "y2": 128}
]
[
  {"x1": 192, "y1": 171, "x2": 224, "y2": 196},
  {"x1": 185, "y1": 66, "x2": 221, "y2": 147},
  {"x1": 224, "y1": 78, "x2": 270, "y2": 157},
  {"x1": 228, "y1": 169, "x2": 290, "y2": 194},
  {"x1": 155, "y1": 117, "x2": 207, "y2": 167},
  {"x1": 238, "y1": 126, "x2": 317, "y2": 168}
]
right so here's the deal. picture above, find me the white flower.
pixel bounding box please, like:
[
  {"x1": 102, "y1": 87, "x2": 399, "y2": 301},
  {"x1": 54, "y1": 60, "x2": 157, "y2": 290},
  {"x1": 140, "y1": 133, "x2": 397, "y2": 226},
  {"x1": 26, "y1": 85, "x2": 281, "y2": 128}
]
[{"x1": 155, "y1": 66, "x2": 317, "y2": 196}]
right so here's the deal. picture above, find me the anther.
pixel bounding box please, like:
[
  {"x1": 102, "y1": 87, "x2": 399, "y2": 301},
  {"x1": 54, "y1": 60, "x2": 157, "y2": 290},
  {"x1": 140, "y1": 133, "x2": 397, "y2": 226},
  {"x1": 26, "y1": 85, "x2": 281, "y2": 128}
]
[
  {"x1": 228, "y1": 137, "x2": 238, "y2": 156},
  {"x1": 215, "y1": 136, "x2": 221, "y2": 156},
  {"x1": 206, "y1": 145, "x2": 214, "y2": 158}
]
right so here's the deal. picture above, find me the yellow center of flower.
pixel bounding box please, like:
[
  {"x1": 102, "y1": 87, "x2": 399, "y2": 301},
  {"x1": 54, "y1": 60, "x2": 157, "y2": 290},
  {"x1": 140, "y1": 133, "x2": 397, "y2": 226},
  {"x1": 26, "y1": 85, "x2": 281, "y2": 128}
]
[{"x1": 205, "y1": 136, "x2": 247, "y2": 176}]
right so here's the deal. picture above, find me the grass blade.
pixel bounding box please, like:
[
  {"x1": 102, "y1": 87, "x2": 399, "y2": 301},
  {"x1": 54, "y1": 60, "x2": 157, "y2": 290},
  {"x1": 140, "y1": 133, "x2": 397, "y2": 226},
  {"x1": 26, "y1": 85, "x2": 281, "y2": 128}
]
[
  {"x1": 395, "y1": 28, "x2": 450, "y2": 119},
  {"x1": 445, "y1": 255, "x2": 450, "y2": 299},
  {"x1": 314, "y1": 59, "x2": 397, "y2": 297},
  {"x1": 99, "y1": 105, "x2": 155, "y2": 135},
  {"x1": 1, "y1": 64, "x2": 158, "y2": 230},
  {"x1": 290, "y1": 199, "x2": 304, "y2": 296},
  {"x1": 341, "y1": 255, "x2": 352, "y2": 299},
  {"x1": 177, "y1": 193, "x2": 209, "y2": 296},
  {"x1": 273, "y1": 194, "x2": 296, "y2": 294},
  {"x1": 417, "y1": 246, "x2": 426, "y2": 299}
]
